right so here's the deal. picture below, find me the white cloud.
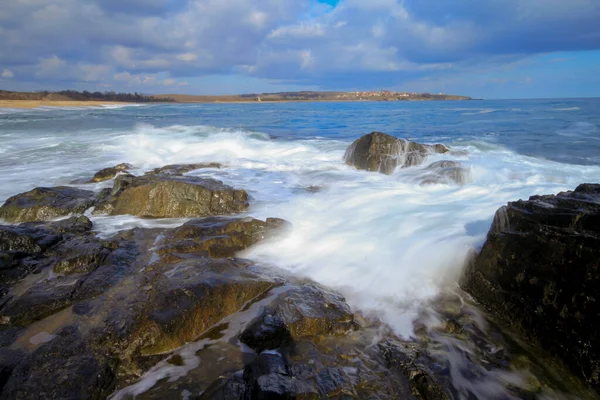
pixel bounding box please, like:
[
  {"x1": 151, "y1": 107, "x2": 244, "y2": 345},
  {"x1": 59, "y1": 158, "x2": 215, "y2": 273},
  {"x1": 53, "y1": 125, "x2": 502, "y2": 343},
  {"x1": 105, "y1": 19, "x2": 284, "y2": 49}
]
[
  {"x1": 0, "y1": 0, "x2": 599, "y2": 91},
  {"x1": 176, "y1": 53, "x2": 197, "y2": 61},
  {"x1": 1, "y1": 69, "x2": 14, "y2": 78},
  {"x1": 35, "y1": 55, "x2": 66, "y2": 78}
]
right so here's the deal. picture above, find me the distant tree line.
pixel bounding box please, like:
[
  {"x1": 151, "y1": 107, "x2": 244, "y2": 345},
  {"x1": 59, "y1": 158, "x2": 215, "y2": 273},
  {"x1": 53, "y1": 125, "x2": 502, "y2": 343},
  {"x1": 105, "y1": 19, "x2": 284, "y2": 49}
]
[
  {"x1": 50, "y1": 90, "x2": 175, "y2": 102},
  {"x1": 0, "y1": 90, "x2": 174, "y2": 102}
]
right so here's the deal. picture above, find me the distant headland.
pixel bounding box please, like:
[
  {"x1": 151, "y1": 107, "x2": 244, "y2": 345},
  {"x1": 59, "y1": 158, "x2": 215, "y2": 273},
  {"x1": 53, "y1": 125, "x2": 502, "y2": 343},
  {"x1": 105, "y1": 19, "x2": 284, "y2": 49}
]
[{"x1": 0, "y1": 89, "x2": 472, "y2": 108}]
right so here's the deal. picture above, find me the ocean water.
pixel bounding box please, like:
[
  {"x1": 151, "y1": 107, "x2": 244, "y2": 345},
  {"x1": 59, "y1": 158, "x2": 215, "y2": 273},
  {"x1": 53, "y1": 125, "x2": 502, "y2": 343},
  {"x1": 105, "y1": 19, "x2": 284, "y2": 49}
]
[{"x1": 1, "y1": 98, "x2": 600, "y2": 396}]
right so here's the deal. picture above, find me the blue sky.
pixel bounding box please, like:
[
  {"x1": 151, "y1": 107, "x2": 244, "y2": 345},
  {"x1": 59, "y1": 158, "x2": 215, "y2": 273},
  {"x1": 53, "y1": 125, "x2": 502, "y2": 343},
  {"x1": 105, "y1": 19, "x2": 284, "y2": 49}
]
[{"x1": 0, "y1": 0, "x2": 599, "y2": 99}]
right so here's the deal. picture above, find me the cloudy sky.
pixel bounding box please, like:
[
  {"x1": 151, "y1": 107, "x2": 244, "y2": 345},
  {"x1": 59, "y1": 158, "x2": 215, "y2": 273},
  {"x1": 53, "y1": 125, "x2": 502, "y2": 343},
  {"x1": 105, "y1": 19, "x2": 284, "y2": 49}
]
[{"x1": 1, "y1": 0, "x2": 599, "y2": 98}]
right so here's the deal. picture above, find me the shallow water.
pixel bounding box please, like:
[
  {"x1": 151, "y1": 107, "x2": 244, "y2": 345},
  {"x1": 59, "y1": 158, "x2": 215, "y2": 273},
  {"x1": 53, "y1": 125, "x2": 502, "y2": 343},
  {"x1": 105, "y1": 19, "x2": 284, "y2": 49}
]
[{"x1": 1, "y1": 99, "x2": 600, "y2": 397}]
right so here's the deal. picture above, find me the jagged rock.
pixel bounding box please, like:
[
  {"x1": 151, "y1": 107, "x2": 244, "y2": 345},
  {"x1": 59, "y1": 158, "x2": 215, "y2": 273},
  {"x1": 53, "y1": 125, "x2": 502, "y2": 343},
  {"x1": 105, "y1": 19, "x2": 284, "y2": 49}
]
[
  {"x1": 240, "y1": 284, "x2": 356, "y2": 353},
  {"x1": 461, "y1": 183, "x2": 600, "y2": 392},
  {"x1": 0, "y1": 187, "x2": 97, "y2": 223},
  {"x1": 92, "y1": 175, "x2": 249, "y2": 218},
  {"x1": 144, "y1": 163, "x2": 223, "y2": 176},
  {"x1": 380, "y1": 341, "x2": 452, "y2": 400},
  {"x1": 420, "y1": 160, "x2": 470, "y2": 185},
  {"x1": 344, "y1": 132, "x2": 449, "y2": 175},
  {"x1": 89, "y1": 163, "x2": 133, "y2": 183},
  {"x1": 0, "y1": 217, "x2": 93, "y2": 288}
]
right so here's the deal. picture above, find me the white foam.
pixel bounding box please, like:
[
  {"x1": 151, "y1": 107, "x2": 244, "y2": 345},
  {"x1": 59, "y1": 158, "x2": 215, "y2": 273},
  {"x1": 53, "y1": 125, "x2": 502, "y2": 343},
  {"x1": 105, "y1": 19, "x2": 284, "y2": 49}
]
[{"x1": 2, "y1": 122, "x2": 600, "y2": 340}]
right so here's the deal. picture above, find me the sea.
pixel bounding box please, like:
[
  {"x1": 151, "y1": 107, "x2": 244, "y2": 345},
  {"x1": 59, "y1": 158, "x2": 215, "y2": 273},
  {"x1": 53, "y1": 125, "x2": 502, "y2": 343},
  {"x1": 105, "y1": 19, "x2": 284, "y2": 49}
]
[{"x1": 1, "y1": 98, "x2": 600, "y2": 398}]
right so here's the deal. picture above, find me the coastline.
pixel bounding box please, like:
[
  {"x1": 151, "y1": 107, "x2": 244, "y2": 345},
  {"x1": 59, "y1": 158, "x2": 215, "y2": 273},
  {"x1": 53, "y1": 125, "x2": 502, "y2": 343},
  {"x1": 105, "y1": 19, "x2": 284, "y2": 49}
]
[{"x1": 0, "y1": 100, "x2": 132, "y2": 109}]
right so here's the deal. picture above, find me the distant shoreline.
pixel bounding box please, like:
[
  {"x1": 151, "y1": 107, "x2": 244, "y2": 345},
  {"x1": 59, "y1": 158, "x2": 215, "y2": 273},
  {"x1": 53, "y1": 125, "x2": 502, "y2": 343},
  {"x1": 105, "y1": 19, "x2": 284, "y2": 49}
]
[
  {"x1": 0, "y1": 97, "x2": 476, "y2": 109},
  {"x1": 0, "y1": 100, "x2": 130, "y2": 109}
]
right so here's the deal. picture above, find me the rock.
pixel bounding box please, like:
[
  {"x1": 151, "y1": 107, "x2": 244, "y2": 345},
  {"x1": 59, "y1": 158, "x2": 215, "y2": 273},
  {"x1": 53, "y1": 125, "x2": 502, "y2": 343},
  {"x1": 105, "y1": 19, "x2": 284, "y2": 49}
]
[
  {"x1": 461, "y1": 184, "x2": 600, "y2": 391},
  {"x1": 0, "y1": 215, "x2": 285, "y2": 396},
  {"x1": 0, "y1": 217, "x2": 93, "y2": 288},
  {"x1": 240, "y1": 284, "x2": 356, "y2": 353},
  {"x1": 92, "y1": 175, "x2": 249, "y2": 218},
  {"x1": 243, "y1": 352, "x2": 320, "y2": 399},
  {"x1": 144, "y1": 163, "x2": 223, "y2": 176},
  {"x1": 129, "y1": 258, "x2": 276, "y2": 356},
  {"x1": 89, "y1": 163, "x2": 133, "y2": 183},
  {"x1": 344, "y1": 132, "x2": 449, "y2": 175},
  {"x1": 420, "y1": 161, "x2": 470, "y2": 185},
  {"x1": 50, "y1": 236, "x2": 113, "y2": 275},
  {"x1": 0, "y1": 187, "x2": 97, "y2": 223},
  {"x1": 380, "y1": 341, "x2": 452, "y2": 400},
  {"x1": 158, "y1": 217, "x2": 291, "y2": 262},
  {"x1": 1, "y1": 326, "x2": 116, "y2": 400}
]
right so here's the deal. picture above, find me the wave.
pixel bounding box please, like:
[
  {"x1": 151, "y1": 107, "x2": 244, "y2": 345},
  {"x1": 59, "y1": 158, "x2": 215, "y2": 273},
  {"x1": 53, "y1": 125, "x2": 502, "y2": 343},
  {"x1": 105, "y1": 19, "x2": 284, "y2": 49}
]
[
  {"x1": 554, "y1": 107, "x2": 580, "y2": 111},
  {"x1": 461, "y1": 108, "x2": 500, "y2": 115}
]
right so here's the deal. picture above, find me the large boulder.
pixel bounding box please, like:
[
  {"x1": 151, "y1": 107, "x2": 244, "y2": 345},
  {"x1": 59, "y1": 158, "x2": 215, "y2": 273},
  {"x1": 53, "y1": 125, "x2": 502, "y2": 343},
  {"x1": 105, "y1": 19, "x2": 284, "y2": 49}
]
[
  {"x1": 93, "y1": 174, "x2": 249, "y2": 218},
  {"x1": 0, "y1": 187, "x2": 97, "y2": 223},
  {"x1": 461, "y1": 184, "x2": 600, "y2": 391},
  {"x1": 344, "y1": 132, "x2": 449, "y2": 175}
]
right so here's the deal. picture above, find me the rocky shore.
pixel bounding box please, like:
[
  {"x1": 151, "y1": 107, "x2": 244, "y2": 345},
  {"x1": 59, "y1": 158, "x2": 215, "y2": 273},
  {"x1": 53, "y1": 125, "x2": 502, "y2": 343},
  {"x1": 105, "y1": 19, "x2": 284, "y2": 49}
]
[{"x1": 0, "y1": 133, "x2": 598, "y2": 399}]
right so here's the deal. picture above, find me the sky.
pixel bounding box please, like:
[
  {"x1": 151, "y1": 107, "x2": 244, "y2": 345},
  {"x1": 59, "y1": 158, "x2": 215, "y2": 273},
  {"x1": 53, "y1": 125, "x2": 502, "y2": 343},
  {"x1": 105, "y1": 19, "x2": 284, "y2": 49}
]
[{"x1": 0, "y1": 0, "x2": 599, "y2": 99}]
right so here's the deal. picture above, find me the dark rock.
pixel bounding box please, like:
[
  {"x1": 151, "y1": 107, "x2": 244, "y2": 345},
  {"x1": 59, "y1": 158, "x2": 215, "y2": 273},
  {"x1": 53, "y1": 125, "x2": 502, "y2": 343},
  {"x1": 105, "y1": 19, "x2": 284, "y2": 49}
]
[
  {"x1": 92, "y1": 174, "x2": 249, "y2": 218},
  {"x1": 145, "y1": 163, "x2": 223, "y2": 176},
  {"x1": 380, "y1": 341, "x2": 452, "y2": 400},
  {"x1": 0, "y1": 217, "x2": 93, "y2": 288},
  {"x1": 0, "y1": 187, "x2": 97, "y2": 223},
  {"x1": 461, "y1": 184, "x2": 600, "y2": 391},
  {"x1": 240, "y1": 284, "x2": 356, "y2": 353},
  {"x1": 420, "y1": 161, "x2": 470, "y2": 185},
  {"x1": 50, "y1": 236, "x2": 112, "y2": 275},
  {"x1": 344, "y1": 132, "x2": 449, "y2": 175},
  {"x1": 1, "y1": 326, "x2": 117, "y2": 400},
  {"x1": 243, "y1": 352, "x2": 320, "y2": 399},
  {"x1": 89, "y1": 163, "x2": 133, "y2": 183}
]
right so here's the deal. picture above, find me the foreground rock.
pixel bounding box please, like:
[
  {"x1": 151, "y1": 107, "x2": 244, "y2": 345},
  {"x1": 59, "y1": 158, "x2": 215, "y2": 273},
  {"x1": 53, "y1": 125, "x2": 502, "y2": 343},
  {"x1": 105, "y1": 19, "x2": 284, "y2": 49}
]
[
  {"x1": 89, "y1": 163, "x2": 133, "y2": 183},
  {"x1": 94, "y1": 174, "x2": 249, "y2": 218},
  {"x1": 461, "y1": 183, "x2": 600, "y2": 391},
  {"x1": 0, "y1": 214, "x2": 289, "y2": 398},
  {"x1": 344, "y1": 132, "x2": 449, "y2": 174}
]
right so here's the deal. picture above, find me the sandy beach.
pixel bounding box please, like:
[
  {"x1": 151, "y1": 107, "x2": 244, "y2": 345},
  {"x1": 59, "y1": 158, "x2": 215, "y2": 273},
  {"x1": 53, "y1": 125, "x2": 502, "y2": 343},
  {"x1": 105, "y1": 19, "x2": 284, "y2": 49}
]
[{"x1": 0, "y1": 100, "x2": 130, "y2": 109}]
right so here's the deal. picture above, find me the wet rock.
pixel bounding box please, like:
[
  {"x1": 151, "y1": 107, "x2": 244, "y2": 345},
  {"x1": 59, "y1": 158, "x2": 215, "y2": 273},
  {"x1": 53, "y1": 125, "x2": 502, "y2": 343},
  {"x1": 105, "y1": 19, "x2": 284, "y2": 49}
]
[
  {"x1": 89, "y1": 163, "x2": 133, "y2": 183},
  {"x1": 1, "y1": 326, "x2": 117, "y2": 400},
  {"x1": 145, "y1": 163, "x2": 223, "y2": 176},
  {"x1": 380, "y1": 341, "x2": 452, "y2": 400},
  {"x1": 50, "y1": 236, "x2": 113, "y2": 275},
  {"x1": 420, "y1": 161, "x2": 470, "y2": 185},
  {"x1": 0, "y1": 349, "x2": 25, "y2": 394},
  {"x1": 0, "y1": 187, "x2": 97, "y2": 223},
  {"x1": 131, "y1": 258, "x2": 276, "y2": 356},
  {"x1": 0, "y1": 217, "x2": 93, "y2": 287},
  {"x1": 92, "y1": 175, "x2": 249, "y2": 218},
  {"x1": 240, "y1": 284, "x2": 356, "y2": 353},
  {"x1": 159, "y1": 217, "x2": 291, "y2": 262},
  {"x1": 344, "y1": 132, "x2": 449, "y2": 175},
  {"x1": 461, "y1": 183, "x2": 600, "y2": 391},
  {"x1": 243, "y1": 352, "x2": 320, "y2": 399}
]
